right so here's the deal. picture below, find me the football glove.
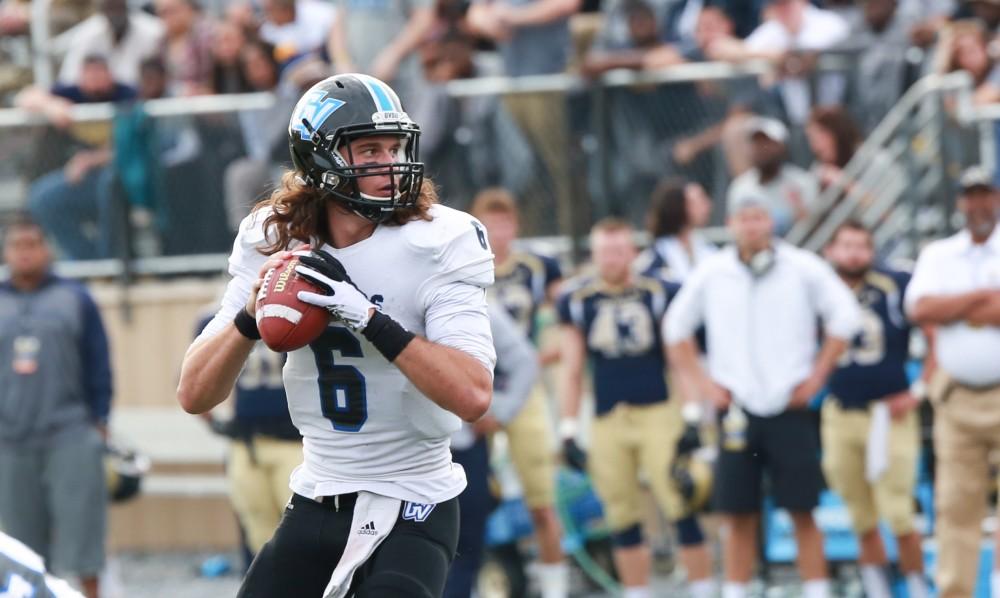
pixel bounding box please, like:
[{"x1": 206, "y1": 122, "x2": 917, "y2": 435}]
[
  {"x1": 563, "y1": 438, "x2": 588, "y2": 473},
  {"x1": 295, "y1": 250, "x2": 375, "y2": 331}
]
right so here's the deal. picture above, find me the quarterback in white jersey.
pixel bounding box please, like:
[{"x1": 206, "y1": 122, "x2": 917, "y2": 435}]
[{"x1": 178, "y1": 74, "x2": 495, "y2": 598}]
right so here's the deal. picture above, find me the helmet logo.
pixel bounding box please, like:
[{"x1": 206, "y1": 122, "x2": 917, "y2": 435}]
[{"x1": 291, "y1": 90, "x2": 346, "y2": 140}]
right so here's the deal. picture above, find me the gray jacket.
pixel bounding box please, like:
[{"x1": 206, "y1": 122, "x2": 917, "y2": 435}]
[{"x1": 0, "y1": 275, "x2": 112, "y2": 447}]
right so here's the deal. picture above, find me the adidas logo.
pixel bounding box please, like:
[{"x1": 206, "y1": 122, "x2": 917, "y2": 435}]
[{"x1": 358, "y1": 521, "x2": 377, "y2": 536}]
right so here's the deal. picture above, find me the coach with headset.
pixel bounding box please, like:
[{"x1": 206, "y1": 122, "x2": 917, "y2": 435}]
[{"x1": 666, "y1": 192, "x2": 860, "y2": 598}]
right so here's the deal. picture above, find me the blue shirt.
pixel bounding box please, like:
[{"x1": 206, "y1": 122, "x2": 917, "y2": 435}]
[
  {"x1": 828, "y1": 267, "x2": 911, "y2": 408},
  {"x1": 51, "y1": 83, "x2": 137, "y2": 104},
  {"x1": 556, "y1": 275, "x2": 678, "y2": 415}
]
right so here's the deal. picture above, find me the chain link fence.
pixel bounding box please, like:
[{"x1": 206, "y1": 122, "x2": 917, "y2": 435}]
[{"x1": 0, "y1": 56, "x2": 941, "y2": 272}]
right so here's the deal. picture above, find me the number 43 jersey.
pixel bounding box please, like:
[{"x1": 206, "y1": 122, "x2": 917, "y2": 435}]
[
  {"x1": 827, "y1": 267, "x2": 912, "y2": 408},
  {"x1": 556, "y1": 274, "x2": 679, "y2": 416},
  {"x1": 199, "y1": 204, "x2": 496, "y2": 505}
]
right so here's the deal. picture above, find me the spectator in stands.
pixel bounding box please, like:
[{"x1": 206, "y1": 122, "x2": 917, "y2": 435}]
[
  {"x1": 806, "y1": 106, "x2": 862, "y2": 191},
  {"x1": 726, "y1": 116, "x2": 819, "y2": 235},
  {"x1": 583, "y1": 0, "x2": 682, "y2": 76},
  {"x1": 261, "y1": 0, "x2": 336, "y2": 66},
  {"x1": 670, "y1": 6, "x2": 784, "y2": 178},
  {"x1": 0, "y1": 216, "x2": 113, "y2": 598},
  {"x1": 327, "y1": 0, "x2": 432, "y2": 104},
  {"x1": 210, "y1": 19, "x2": 252, "y2": 94},
  {"x1": 635, "y1": 179, "x2": 716, "y2": 281},
  {"x1": 52, "y1": 0, "x2": 165, "y2": 88},
  {"x1": 18, "y1": 55, "x2": 136, "y2": 260},
  {"x1": 224, "y1": 43, "x2": 326, "y2": 231},
  {"x1": 906, "y1": 167, "x2": 1000, "y2": 598},
  {"x1": 708, "y1": 0, "x2": 849, "y2": 125},
  {"x1": 467, "y1": 0, "x2": 581, "y2": 235},
  {"x1": 935, "y1": 20, "x2": 1000, "y2": 104},
  {"x1": 838, "y1": 0, "x2": 916, "y2": 133},
  {"x1": 155, "y1": 0, "x2": 215, "y2": 95}
]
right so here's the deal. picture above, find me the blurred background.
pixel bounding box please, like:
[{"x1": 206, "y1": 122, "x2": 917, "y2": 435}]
[{"x1": 1, "y1": 0, "x2": 1000, "y2": 595}]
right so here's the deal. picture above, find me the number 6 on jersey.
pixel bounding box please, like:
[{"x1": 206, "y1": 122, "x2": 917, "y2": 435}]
[{"x1": 309, "y1": 327, "x2": 367, "y2": 432}]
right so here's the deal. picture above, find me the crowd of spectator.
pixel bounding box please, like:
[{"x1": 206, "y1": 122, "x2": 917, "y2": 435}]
[{"x1": 0, "y1": 0, "x2": 998, "y2": 258}]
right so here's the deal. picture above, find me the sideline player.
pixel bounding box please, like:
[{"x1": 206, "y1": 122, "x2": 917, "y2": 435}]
[
  {"x1": 470, "y1": 188, "x2": 568, "y2": 597},
  {"x1": 177, "y1": 74, "x2": 495, "y2": 597},
  {"x1": 557, "y1": 219, "x2": 714, "y2": 598},
  {"x1": 822, "y1": 221, "x2": 928, "y2": 598}
]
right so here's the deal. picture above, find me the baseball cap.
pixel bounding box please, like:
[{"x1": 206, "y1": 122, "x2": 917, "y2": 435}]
[
  {"x1": 727, "y1": 191, "x2": 771, "y2": 214},
  {"x1": 959, "y1": 166, "x2": 995, "y2": 193},
  {"x1": 745, "y1": 116, "x2": 789, "y2": 144}
]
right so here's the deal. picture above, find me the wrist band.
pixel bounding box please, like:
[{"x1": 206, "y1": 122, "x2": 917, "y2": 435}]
[
  {"x1": 233, "y1": 308, "x2": 261, "y2": 340},
  {"x1": 362, "y1": 311, "x2": 415, "y2": 362}
]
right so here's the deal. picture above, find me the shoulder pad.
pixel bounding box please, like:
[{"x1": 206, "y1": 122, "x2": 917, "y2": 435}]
[{"x1": 406, "y1": 204, "x2": 494, "y2": 288}]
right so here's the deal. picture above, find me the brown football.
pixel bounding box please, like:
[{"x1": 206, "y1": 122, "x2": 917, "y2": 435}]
[{"x1": 255, "y1": 255, "x2": 330, "y2": 352}]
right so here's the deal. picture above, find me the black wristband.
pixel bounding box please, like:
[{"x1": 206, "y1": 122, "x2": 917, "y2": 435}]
[
  {"x1": 233, "y1": 308, "x2": 261, "y2": 340},
  {"x1": 362, "y1": 311, "x2": 415, "y2": 362}
]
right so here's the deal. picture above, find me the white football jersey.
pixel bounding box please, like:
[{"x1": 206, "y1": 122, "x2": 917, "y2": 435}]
[{"x1": 199, "y1": 204, "x2": 496, "y2": 504}]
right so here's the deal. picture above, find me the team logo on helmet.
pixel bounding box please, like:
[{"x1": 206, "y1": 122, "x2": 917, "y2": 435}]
[{"x1": 291, "y1": 90, "x2": 346, "y2": 141}]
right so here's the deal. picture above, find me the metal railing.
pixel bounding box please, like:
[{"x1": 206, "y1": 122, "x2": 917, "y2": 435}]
[
  {"x1": 786, "y1": 71, "x2": 976, "y2": 258},
  {"x1": 0, "y1": 55, "x2": 858, "y2": 279}
]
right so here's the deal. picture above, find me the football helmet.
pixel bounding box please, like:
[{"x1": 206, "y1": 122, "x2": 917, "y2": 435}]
[
  {"x1": 671, "y1": 448, "x2": 714, "y2": 515},
  {"x1": 104, "y1": 443, "x2": 151, "y2": 503},
  {"x1": 287, "y1": 73, "x2": 423, "y2": 223}
]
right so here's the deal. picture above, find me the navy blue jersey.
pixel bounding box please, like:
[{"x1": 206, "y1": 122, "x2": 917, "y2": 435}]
[
  {"x1": 556, "y1": 275, "x2": 678, "y2": 415},
  {"x1": 196, "y1": 316, "x2": 297, "y2": 437},
  {"x1": 491, "y1": 252, "x2": 562, "y2": 341},
  {"x1": 828, "y1": 268, "x2": 912, "y2": 408}
]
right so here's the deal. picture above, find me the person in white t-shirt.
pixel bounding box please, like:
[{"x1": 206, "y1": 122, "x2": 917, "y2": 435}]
[
  {"x1": 260, "y1": 0, "x2": 336, "y2": 64},
  {"x1": 665, "y1": 192, "x2": 859, "y2": 598},
  {"x1": 52, "y1": 0, "x2": 165, "y2": 87},
  {"x1": 708, "y1": 0, "x2": 849, "y2": 123}
]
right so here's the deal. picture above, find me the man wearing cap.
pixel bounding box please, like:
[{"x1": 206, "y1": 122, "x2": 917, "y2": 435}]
[
  {"x1": 906, "y1": 167, "x2": 1000, "y2": 598},
  {"x1": 666, "y1": 193, "x2": 859, "y2": 598},
  {"x1": 726, "y1": 116, "x2": 820, "y2": 236}
]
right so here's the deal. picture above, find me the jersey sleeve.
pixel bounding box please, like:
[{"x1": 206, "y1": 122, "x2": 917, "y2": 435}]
[
  {"x1": 423, "y1": 281, "x2": 496, "y2": 375},
  {"x1": 488, "y1": 304, "x2": 538, "y2": 424},
  {"x1": 195, "y1": 210, "x2": 273, "y2": 343},
  {"x1": 414, "y1": 209, "x2": 495, "y2": 307}
]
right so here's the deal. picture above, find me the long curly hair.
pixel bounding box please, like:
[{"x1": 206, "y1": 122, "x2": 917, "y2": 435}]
[{"x1": 254, "y1": 170, "x2": 438, "y2": 255}]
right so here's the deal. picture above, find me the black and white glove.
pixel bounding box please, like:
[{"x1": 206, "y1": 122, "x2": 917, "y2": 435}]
[
  {"x1": 295, "y1": 249, "x2": 416, "y2": 361},
  {"x1": 295, "y1": 250, "x2": 375, "y2": 332}
]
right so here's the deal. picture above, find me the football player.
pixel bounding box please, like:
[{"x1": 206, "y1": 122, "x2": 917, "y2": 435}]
[
  {"x1": 822, "y1": 221, "x2": 928, "y2": 598},
  {"x1": 194, "y1": 310, "x2": 302, "y2": 561},
  {"x1": 469, "y1": 188, "x2": 568, "y2": 597},
  {"x1": 557, "y1": 219, "x2": 714, "y2": 598},
  {"x1": 177, "y1": 74, "x2": 496, "y2": 598}
]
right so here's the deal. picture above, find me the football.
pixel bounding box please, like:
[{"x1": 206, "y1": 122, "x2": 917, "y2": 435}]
[{"x1": 255, "y1": 254, "x2": 330, "y2": 352}]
